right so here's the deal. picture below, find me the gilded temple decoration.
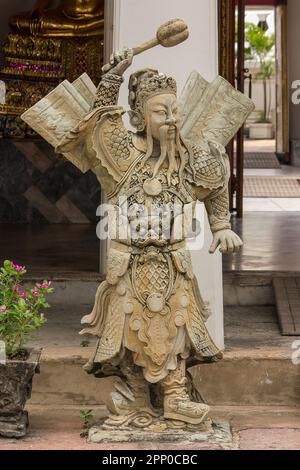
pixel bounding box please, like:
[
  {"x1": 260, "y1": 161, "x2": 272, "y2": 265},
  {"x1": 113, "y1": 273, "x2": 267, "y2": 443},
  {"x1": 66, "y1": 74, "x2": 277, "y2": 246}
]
[{"x1": 0, "y1": 0, "x2": 104, "y2": 138}]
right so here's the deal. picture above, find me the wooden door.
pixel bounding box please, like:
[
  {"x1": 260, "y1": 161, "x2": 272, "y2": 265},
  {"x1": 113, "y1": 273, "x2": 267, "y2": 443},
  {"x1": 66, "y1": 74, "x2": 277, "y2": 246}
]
[
  {"x1": 218, "y1": 0, "x2": 246, "y2": 218},
  {"x1": 236, "y1": 0, "x2": 246, "y2": 218}
]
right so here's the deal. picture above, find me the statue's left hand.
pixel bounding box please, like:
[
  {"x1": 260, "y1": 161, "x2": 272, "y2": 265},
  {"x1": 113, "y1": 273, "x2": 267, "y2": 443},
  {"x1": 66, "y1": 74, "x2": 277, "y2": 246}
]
[{"x1": 209, "y1": 229, "x2": 243, "y2": 254}]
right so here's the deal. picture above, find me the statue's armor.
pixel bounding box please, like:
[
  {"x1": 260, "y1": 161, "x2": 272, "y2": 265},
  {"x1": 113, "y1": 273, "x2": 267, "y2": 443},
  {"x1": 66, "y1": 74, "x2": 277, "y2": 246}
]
[{"x1": 59, "y1": 73, "x2": 231, "y2": 383}]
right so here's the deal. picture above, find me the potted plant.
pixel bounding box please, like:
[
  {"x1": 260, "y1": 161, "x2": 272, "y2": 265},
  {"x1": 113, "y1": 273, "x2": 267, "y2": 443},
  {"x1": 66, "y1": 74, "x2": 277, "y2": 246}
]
[
  {"x1": 0, "y1": 260, "x2": 53, "y2": 438},
  {"x1": 245, "y1": 21, "x2": 275, "y2": 140}
]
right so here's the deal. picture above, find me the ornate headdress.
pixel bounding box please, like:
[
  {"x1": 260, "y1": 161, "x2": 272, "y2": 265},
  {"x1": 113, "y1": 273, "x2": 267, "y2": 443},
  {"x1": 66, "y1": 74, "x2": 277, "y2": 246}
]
[{"x1": 128, "y1": 68, "x2": 177, "y2": 131}]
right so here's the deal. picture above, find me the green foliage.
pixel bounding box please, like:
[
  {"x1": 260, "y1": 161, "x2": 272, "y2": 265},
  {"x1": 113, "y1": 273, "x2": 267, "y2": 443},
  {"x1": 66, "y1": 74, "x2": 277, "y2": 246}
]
[
  {"x1": 0, "y1": 260, "x2": 53, "y2": 357},
  {"x1": 256, "y1": 60, "x2": 274, "y2": 81},
  {"x1": 245, "y1": 22, "x2": 275, "y2": 63},
  {"x1": 79, "y1": 409, "x2": 94, "y2": 430},
  {"x1": 256, "y1": 111, "x2": 272, "y2": 124},
  {"x1": 80, "y1": 340, "x2": 90, "y2": 348},
  {"x1": 244, "y1": 22, "x2": 275, "y2": 123}
]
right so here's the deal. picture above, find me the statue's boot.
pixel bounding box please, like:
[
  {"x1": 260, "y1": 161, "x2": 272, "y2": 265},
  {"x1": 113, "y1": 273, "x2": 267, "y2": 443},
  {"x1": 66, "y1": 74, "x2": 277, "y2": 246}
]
[
  {"x1": 105, "y1": 353, "x2": 158, "y2": 419},
  {"x1": 161, "y1": 360, "x2": 210, "y2": 425}
]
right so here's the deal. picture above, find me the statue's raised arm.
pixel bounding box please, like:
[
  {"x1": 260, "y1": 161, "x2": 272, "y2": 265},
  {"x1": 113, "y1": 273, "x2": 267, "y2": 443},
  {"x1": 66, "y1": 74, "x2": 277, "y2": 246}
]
[{"x1": 92, "y1": 47, "x2": 133, "y2": 109}]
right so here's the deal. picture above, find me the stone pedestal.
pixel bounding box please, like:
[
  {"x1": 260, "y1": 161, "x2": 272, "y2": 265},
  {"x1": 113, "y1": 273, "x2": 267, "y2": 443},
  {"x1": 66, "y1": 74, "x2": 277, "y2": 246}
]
[{"x1": 88, "y1": 418, "x2": 233, "y2": 446}]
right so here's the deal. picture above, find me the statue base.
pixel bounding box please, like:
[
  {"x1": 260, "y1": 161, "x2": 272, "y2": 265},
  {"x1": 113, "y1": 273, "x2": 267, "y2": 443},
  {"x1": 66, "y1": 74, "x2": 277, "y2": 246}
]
[{"x1": 88, "y1": 418, "x2": 233, "y2": 446}]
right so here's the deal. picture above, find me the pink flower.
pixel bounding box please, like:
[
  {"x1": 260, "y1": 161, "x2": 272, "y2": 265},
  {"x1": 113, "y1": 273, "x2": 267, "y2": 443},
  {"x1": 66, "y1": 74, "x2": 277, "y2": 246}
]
[
  {"x1": 13, "y1": 284, "x2": 21, "y2": 292},
  {"x1": 0, "y1": 306, "x2": 7, "y2": 313},
  {"x1": 32, "y1": 291, "x2": 39, "y2": 297},
  {"x1": 38, "y1": 281, "x2": 52, "y2": 289},
  {"x1": 19, "y1": 291, "x2": 27, "y2": 297},
  {"x1": 40, "y1": 313, "x2": 45, "y2": 318},
  {"x1": 11, "y1": 263, "x2": 25, "y2": 273},
  {"x1": 25, "y1": 298, "x2": 29, "y2": 303}
]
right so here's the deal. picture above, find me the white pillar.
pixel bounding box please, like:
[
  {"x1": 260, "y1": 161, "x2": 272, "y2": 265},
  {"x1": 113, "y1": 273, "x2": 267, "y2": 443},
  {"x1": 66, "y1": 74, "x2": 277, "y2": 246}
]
[{"x1": 110, "y1": 0, "x2": 224, "y2": 349}]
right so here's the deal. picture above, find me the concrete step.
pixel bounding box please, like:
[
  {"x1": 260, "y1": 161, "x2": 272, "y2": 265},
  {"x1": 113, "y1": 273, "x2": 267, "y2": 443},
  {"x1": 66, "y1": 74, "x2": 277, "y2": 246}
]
[
  {"x1": 28, "y1": 304, "x2": 300, "y2": 408},
  {"x1": 24, "y1": 270, "x2": 282, "y2": 307},
  {"x1": 192, "y1": 304, "x2": 299, "y2": 407},
  {"x1": 23, "y1": 272, "x2": 102, "y2": 307},
  {"x1": 223, "y1": 271, "x2": 300, "y2": 306}
]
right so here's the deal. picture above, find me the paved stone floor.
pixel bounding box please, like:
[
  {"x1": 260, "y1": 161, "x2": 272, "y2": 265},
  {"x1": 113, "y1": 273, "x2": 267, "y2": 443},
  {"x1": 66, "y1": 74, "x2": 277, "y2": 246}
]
[
  {"x1": 0, "y1": 405, "x2": 299, "y2": 450},
  {"x1": 223, "y1": 212, "x2": 300, "y2": 272},
  {"x1": 243, "y1": 165, "x2": 300, "y2": 212}
]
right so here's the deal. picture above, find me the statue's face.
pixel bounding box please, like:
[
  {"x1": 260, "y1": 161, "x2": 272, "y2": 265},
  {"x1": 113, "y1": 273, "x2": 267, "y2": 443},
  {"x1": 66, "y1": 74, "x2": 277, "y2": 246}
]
[{"x1": 145, "y1": 94, "x2": 179, "y2": 142}]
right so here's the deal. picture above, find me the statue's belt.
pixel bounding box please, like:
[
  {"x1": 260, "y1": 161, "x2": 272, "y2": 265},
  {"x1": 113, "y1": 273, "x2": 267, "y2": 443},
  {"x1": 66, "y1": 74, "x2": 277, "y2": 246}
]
[{"x1": 110, "y1": 239, "x2": 186, "y2": 254}]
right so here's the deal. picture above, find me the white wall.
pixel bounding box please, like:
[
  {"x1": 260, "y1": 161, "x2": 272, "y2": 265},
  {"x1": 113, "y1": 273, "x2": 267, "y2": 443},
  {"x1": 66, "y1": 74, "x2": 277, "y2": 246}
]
[
  {"x1": 111, "y1": 0, "x2": 224, "y2": 349},
  {"x1": 113, "y1": 0, "x2": 218, "y2": 101},
  {"x1": 288, "y1": 0, "x2": 300, "y2": 140},
  {"x1": 248, "y1": 78, "x2": 276, "y2": 118}
]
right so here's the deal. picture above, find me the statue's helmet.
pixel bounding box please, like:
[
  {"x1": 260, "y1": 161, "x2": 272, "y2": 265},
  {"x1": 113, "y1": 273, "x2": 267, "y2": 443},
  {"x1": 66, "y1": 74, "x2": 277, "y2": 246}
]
[{"x1": 128, "y1": 68, "x2": 177, "y2": 132}]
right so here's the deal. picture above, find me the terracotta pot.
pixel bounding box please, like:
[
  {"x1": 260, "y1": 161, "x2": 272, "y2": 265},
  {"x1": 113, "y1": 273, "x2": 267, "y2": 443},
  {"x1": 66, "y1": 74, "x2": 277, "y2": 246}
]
[{"x1": 0, "y1": 348, "x2": 41, "y2": 438}]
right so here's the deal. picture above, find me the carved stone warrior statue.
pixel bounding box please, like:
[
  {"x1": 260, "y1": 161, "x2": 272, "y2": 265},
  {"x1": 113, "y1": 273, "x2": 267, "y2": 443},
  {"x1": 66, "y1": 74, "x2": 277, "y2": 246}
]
[
  {"x1": 22, "y1": 23, "x2": 254, "y2": 431},
  {"x1": 59, "y1": 50, "x2": 244, "y2": 428}
]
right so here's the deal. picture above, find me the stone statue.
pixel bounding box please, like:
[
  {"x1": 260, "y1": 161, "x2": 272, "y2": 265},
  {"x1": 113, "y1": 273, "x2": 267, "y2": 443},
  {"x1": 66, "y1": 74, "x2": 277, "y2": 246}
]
[
  {"x1": 21, "y1": 20, "x2": 254, "y2": 435},
  {"x1": 9, "y1": 0, "x2": 104, "y2": 37}
]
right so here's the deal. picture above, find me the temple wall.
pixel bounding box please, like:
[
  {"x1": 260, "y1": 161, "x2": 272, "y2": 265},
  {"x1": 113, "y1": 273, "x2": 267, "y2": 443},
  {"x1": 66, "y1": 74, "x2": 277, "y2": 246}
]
[
  {"x1": 0, "y1": 1, "x2": 101, "y2": 224},
  {"x1": 0, "y1": 141, "x2": 101, "y2": 224}
]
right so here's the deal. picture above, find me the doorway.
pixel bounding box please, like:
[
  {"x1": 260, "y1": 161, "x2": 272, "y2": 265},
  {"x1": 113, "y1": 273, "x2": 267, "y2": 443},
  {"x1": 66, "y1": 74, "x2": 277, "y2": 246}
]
[
  {"x1": 219, "y1": 0, "x2": 300, "y2": 273},
  {"x1": 219, "y1": 0, "x2": 293, "y2": 217}
]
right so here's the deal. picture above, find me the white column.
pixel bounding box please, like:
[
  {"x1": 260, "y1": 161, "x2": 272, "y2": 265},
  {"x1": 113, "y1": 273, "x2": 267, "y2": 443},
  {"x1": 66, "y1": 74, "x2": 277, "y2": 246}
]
[{"x1": 110, "y1": 0, "x2": 224, "y2": 349}]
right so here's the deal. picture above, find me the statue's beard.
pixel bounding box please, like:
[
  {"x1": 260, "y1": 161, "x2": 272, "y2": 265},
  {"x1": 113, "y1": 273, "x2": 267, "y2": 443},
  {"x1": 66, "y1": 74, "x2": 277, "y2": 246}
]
[{"x1": 144, "y1": 124, "x2": 188, "y2": 186}]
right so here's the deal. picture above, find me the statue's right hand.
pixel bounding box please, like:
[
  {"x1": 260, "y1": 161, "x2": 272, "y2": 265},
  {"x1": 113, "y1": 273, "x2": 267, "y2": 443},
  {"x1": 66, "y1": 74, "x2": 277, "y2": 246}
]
[{"x1": 102, "y1": 47, "x2": 133, "y2": 76}]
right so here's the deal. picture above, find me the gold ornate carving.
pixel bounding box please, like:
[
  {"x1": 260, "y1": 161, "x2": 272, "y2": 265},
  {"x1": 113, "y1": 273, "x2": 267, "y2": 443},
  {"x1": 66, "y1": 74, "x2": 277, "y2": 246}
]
[
  {"x1": 3, "y1": 34, "x2": 62, "y2": 63},
  {"x1": 0, "y1": 1, "x2": 104, "y2": 138},
  {"x1": 9, "y1": 0, "x2": 104, "y2": 38}
]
